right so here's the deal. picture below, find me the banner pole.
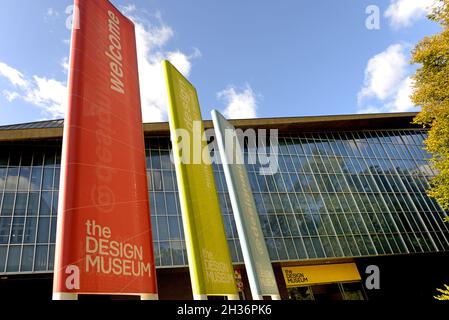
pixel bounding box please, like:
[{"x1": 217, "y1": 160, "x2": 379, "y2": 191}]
[
  {"x1": 211, "y1": 109, "x2": 280, "y2": 300},
  {"x1": 52, "y1": 293, "x2": 78, "y2": 300}
]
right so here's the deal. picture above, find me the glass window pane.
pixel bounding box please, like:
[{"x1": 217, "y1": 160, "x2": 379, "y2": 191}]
[
  {"x1": 150, "y1": 150, "x2": 161, "y2": 169},
  {"x1": 18, "y1": 167, "x2": 31, "y2": 191},
  {"x1": 55, "y1": 148, "x2": 61, "y2": 166},
  {"x1": 265, "y1": 238, "x2": 279, "y2": 261},
  {"x1": 1, "y1": 193, "x2": 15, "y2": 216},
  {"x1": 151, "y1": 216, "x2": 158, "y2": 240},
  {"x1": 151, "y1": 171, "x2": 163, "y2": 191},
  {"x1": 0, "y1": 150, "x2": 8, "y2": 167},
  {"x1": 159, "y1": 241, "x2": 172, "y2": 265},
  {"x1": 30, "y1": 167, "x2": 42, "y2": 190},
  {"x1": 14, "y1": 193, "x2": 27, "y2": 216},
  {"x1": 0, "y1": 168, "x2": 7, "y2": 185},
  {"x1": 168, "y1": 216, "x2": 180, "y2": 240},
  {"x1": 5, "y1": 167, "x2": 19, "y2": 191},
  {"x1": 155, "y1": 193, "x2": 166, "y2": 215},
  {"x1": 40, "y1": 192, "x2": 52, "y2": 215},
  {"x1": 171, "y1": 241, "x2": 184, "y2": 265},
  {"x1": 275, "y1": 238, "x2": 288, "y2": 261},
  {"x1": 52, "y1": 194, "x2": 58, "y2": 216},
  {"x1": 21, "y1": 245, "x2": 34, "y2": 272},
  {"x1": 288, "y1": 286, "x2": 314, "y2": 300},
  {"x1": 284, "y1": 238, "x2": 298, "y2": 260},
  {"x1": 163, "y1": 171, "x2": 174, "y2": 191},
  {"x1": 27, "y1": 192, "x2": 39, "y2": 216},
  {"x1": 160, "y1": 152, "x2": 172, "y2": 170},
  {"x1": 0, "y1": 246, "x2": 7, "y2": 272},
  {"x1": 0, "y1": 217, "x2": 11, "y2": 244},
  {"x1": 50, "y1": 217, "x2": 57, "y2": 243},
  {"x1": 227, "y1": 240, "x2": 238, "y2": 262},
  {"x1": 158, "y1": 216, "x2": 169, "y2": 241},
  {"x1": 33, "y1": 150, "x2": 44, "y2": 166},
  {"x1": 259, "y1": 215, "x2": 272, "y2": 237},
  {"x1": 37, "y1": 217, "x2": 50, "y2": 243},
  {"x1": 44, "y1": 152, "x2": 55, "y2": 167},
  {"x1": 24, "y1": 217, "x2": 37, "y2": 243},
  {"x1": 42, "y1": 168, "x2": 54, "y2": 190},
  {"x1": 54, "y1": 168, "x2": 60, "y2": 190},
  {"x1": 312, "y1": 237, "x2": 325, "y2": 258},
  {"x1": 6, "y1": 246, "x2": 21, "y2": 272},
  {"x1": 34, "y1": 245, "x2": 48, "y2": 271},
  {"x1": 48, "y1": 244, "x2": 55, "y2": 270},
  {"x1": 341, "y1": 282, "x2": 365, "y2": 300},
  {"x1": 10, "y1": 217, "x2": 25, "y2": 244},
  {"x1": 165, "y1": 193, "x2": 177, "y2": 215}
]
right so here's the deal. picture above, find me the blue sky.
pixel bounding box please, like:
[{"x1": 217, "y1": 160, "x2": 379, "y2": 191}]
[{"x1": 0, "y1": 0, "x2": 442, "y2": 125}]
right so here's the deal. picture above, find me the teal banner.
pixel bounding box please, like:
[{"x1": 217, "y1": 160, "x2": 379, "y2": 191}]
[{"x1": 211, "y1": 110, "x2": 280, "y2": 299}]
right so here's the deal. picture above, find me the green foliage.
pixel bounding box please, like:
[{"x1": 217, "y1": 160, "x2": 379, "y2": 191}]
[
  {"x1": 413, "y1": 1, "x2": 449, "y2": 302},
  {"x1": 434, "y1": 284, "x2": 449, "y2": 300},
  {"x1": 412, "y1": 0, "x2": 449, "y2": 211}
]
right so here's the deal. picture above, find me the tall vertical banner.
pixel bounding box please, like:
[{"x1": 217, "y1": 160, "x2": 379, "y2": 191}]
[
  {"x1": 211, "y1": 110, "x2": 280, "y2": 300},
  {"x1": 163, "y1": 61, "x2": 238, "y2": 300},
  {"x1": 53, "y1": 0, "x2": 157, "y2": 299}
]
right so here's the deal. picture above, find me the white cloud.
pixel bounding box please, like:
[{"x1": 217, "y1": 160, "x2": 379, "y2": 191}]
[
  {"x1": 357, "y1": 44, "x2": 418, "y2": 114},
  {"x1": 385, "y1": 0, "x2": 437, "y2": 28},
  {"x1": 0, "y1": 62, "x2": 27, "y2": 88},
  {"x1": 1, "y1": 9, "x2": 198, "y2": 123},
  {"x1": 218, "y1": 85, "x2": 258, "y2": 119},
  {"x1": 0, "y1": 61, "x2": 67, "y2": 118},
  {"x1": 24, "y1": 76, "x2": 67, "y2": 118},
  {"x1": 2, "y1": 90, "x2": 20, "y2": 102},
  {"x1": 130, "y1": 11, "x2": 200, "y2": 122},
  {"x1": 166, "y1": 49, "x2": 201, "y2": 77},
  {"x1": 61, "y1": 57, "x2": 69, "y2": 73},
  {"x1": 121, "y1": 4, "x2": 137, "y2": 14},
  {"x1": 391, "y1": 76, "x2": 416, "y2": 112},
  {"x1": 46, "y1": 8, "x2": 59, "y2": 17},
  {"x1": 358, "y1": 44, "x2": 408, "y2": 102}
]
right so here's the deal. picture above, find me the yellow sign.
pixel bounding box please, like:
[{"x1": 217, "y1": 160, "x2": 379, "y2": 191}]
[
  {"x1": 282, "y1": 263, "x2": 361, "y2": 288},
  {"x1": 163, "y1": 60, "x2": 237, "y2": 298}
]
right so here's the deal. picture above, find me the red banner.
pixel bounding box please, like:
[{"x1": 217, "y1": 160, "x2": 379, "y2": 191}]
[{"x1": 53, "y1": 0, "x2": 157, "y2": 299}]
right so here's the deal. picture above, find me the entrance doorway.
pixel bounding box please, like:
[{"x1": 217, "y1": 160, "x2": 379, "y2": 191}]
[{"x1": 287, "y1": 282, "x2": 365, "y2": 301}]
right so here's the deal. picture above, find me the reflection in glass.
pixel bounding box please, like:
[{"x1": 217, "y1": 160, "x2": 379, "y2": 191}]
[
  {"x1": 0, "y1": 246, "x2": 7, "y2": 272},
  {"x1": 24, "y1": 218, "x2": 37, "y2": 243},
  {"x1": 10, "y1": 217, "x2": 24, "y2": 244},
  {"x1": 14, "y1": 193, "x2": 27, "y2": 216},
  {"x1": 37, "y1": 217, "x2": 50, "y2": 243},
  {"x1": 34, "y1": 245, "x2": 48, "y2": 271},
  {"x1": 21, "y1": 245, "x2": 34, "y2": 272},
  {"x1": 1, "y1": 193, "x2": 14, "y2": 216},
  {"x1": 341, "y1": 282, "x2": 365, "y2": 300},
  {"x1": 0, "y1": 217, "x2": 11, "y2": 244},
  {"x1": 288, "y1": 286, "x2": 313, "y2": 300},
  {"x1": 6, "y1": 245, "x2": 21, "y2": 272}
]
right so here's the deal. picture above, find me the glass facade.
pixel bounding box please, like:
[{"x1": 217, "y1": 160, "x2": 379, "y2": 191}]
[
  {"x1": 1, "y1": 129, "x2": 448, "y2": 274},
  {"x1": 0, "y1": 141, "x2": 59, "y2": 273}
]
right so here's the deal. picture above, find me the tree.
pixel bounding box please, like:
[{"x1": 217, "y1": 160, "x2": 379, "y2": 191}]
[
  {"x1": 411, "y1": 1, "x2": 449, "y2": 301},
  {"x1": 434, "y1": 284, "x2": 449, "y2": 300},
  {"x1": 412, "y1": 0, "x2": 449, "y2": 212}
]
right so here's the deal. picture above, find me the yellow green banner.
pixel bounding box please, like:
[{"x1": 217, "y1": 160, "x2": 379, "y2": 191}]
[{"x1": 163, "y1": 60, "x2": 238, "y2": 299}]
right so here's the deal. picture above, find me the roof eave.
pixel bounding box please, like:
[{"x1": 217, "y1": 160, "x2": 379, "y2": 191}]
[{"x1": 0, "y1": 112, "x2": 421, "y2": 142}]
